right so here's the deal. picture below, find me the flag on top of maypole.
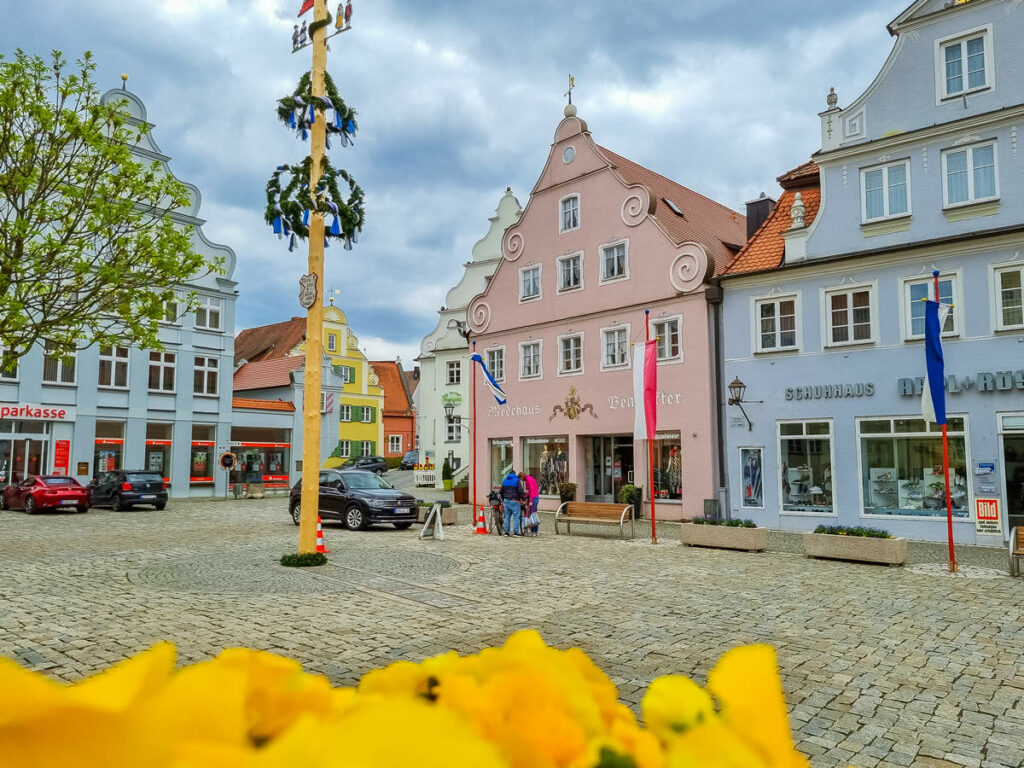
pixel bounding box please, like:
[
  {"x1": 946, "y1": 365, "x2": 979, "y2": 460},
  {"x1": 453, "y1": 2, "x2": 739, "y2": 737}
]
[
  {"x1": 470, "y1": 354, "x2": 507, "y2": 405},
  {"x1": 298, "y1": 0, "x2": 314, "y2": 16},
  {"x1": 632, "y1": 340, "x2": 658, "y2": 440},
  {"x1": 921, "y1": 299, "x2": 952, "y2": 425}
]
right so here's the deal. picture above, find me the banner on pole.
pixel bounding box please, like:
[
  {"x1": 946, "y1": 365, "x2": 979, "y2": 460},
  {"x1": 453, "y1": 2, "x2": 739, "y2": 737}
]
[{"x1": 632, "y1": 340, "x2": 657, "y2": 440}]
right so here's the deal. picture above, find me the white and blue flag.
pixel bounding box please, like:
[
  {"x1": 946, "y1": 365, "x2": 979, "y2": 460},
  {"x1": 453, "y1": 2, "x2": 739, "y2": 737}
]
[
  {"x1": 921, "y1": 299, "x2": 951, "y2": 425},
  {"x1": 471, "y1": 353, "x2": 507, "y2": 405}
]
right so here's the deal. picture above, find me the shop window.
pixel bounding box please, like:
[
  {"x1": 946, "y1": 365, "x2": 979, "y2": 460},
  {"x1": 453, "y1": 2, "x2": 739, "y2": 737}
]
[
  {"x1": 755, "y1": 297, "x2": 798, "y2": 352},
  {"x1": 905, "y1": 275, "x2": 957, "y2": 339},
  {"x1": 653, "y1": 317, "x2": 681, "y2": 361},
  {"x1": 522, "y1": 436, "x2": 568, "y2": 496},
  {"x1": 652, "y1": 433, "x2": 682, "y2": 500},
  {"x1": 42, "y1": 341, "x2": 76, "y2": 385},
  {"x1": 195, "y1": 295, "x2": 222, "y2": 331},
  {"x1": 231, "y1": 436, "x2": 290, "y2": 486},
  {"x1": 995, "y1": 265, "x2": 1023, "y2": 330},
  {"x1": 98, "y1": 346, "x2": 130, "y2": 388},
  {"x1": 194, "y1": 356, "x2": 219, "y2": 396},
  {"x1": 446, "y1": 360, "x2": 461, "y2": 385},
  {"x1": 489, "y1": 439, "x2": 513, "y2": 490},
  {"x1": 388, "y1": 435, "x2": 402, "y2": 454},
  {"x1": 778, "y1": 420, "x2": 833, "y2": 514},
  {"x1": 859, "y1": 417, "x2": 968, "y2": 518},
  {"x1": 486, "y1": 347, "x2": 505, "y2": 382},
  {"x1": 148, "y1": 351, "x2": 176, "y2": 392},
  {"x1": 190, "y1": 425, "x2": 216, "y2": 483},
  {"x1": 145, "y1": 423, "x2": 173, "y2": 482},
  {"x1": 740, "y1": 447, "x2": 764, "y2": 508},
  {"x1": 94, "y1": 421, "x2": 125, "y2": 475},
  {"x1": 826, "y1": 287, "x2": 874, "y2": 346},
  {"x1": 601, "y1": 327, "x2": 629, "y2": 369}
]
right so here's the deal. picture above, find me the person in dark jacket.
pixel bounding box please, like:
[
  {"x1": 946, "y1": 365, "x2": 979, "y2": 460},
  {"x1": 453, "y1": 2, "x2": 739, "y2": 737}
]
[{"x1": 500, "y1": 470, "x2": 525, "y2": 536}]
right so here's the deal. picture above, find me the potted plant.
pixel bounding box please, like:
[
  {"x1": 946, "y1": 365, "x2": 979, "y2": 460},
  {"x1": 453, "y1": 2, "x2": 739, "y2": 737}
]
[
  {"x1": 803, "y1": 525, "x2": 907, "y2": 566},
  {"x1": 557, "y1": 482, "x2": 577, "y2": 504},
  {"x1": 681, "y1": 517, "x2": 767, "y2": 552},
  {"x1": 441, "y1": 458, "x2": 453, "y2": 491},
  {"x1": 618, "y1": 485, "x2": 643, "y2": 519},
  {"x1": 452, "y1": 477, "x2": 469, "y2": 504}
]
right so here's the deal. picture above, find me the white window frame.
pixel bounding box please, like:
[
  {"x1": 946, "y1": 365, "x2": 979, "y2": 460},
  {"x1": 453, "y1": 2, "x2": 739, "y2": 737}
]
[
  {"x1": 776, "y1": 419, "x2": 837, "y2": 518},
  {"x1": 388, "y1": 434, "x2": 402, "y2": 453},
  {"x1": 361, "y1": 407, "x2": 373, "y2": 423},
  {"x1": 339, "y1": 404, "x2": 351, "y2": 422},
  {"x1": 446, "y1": 360, "x2": 461, "y2": 385},
  {"x1": 941, "y1": 141, "x2": 999, "y2": 209},
  {"x1": 823, "y1": 283, "x2": 877, "y2": 348},
  {"x1": 559, "y1": 194, "x2": 580, "y2": 233},
  {"x1": 599, "y1": 239, "x2": 630, "y2": 284},
  {"x1": 339, "y1": 440, "x2": 351, "y2": 458},
  {"x1": 194, "y1": 295, "x2": 223, "y2": 331},
  {"x1": 519, "y1": 264, "x2": 542, "y2": 303},
  {"x1": 859, "y1": 160, "x2": 911, "y2": 223},
  {"x1": 652, "y1": 316, "x2": 683, "y2": 363},
  {"x1": 556, "y1": 251, "x2": 584, "y2": 293},
  {"x1": 992, "y1": 262, "x2": 1024, "y2": 332},
  {"x1": 97, "y1": 346, "x2": 130, "y2": 389},
  {"x1": 42, "y1": 341, "x2": 77, "y2": 386},
  {"x1": 326, "y1": 333, "x2": 338, "y2": 352},
  {"x1": 361, "y1": 440, "x2": 373, "y2": 456},
  {"x1": 519, "y1": 340, "x2": 542, "y2": 381},
  {"x1": 162, "y1": 292, "x2": 181, "y2": 325},
  {"x1": 446, "y1": 416, "x2": 462, "y2": 443},
  {"x1": 935, "y1": 25, "x2": 993, "y2": 102},
  {"x1": 600, "y1": 325, "x2": 631, "y2": 371},
  {"x1": 902, "y1": 272, "x2": 961, "y2": 341},
  {"x1": 193, "y1": 355, "x2": 219, "y2": 397},
  {"x1": 751, "y1": 293, "x2": 800, "y2": 354},
  {"x1": 0, "y1": 345, "x2": 19, "y2": 381},
  {"x1": 486, "y1": 346, "x2": 506, "y2": 382},
  {"x1": 148, "y1": 351, "x2": 176, "y2": 393},
  {"x1": 557, "y1": 332, "x2": 584, "y2": 377}
]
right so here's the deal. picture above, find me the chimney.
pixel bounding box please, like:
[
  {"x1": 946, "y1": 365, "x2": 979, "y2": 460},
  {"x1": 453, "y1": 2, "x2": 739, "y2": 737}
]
[{"x1": 744, "y1": 192, "x2": 776, "y2": 240}]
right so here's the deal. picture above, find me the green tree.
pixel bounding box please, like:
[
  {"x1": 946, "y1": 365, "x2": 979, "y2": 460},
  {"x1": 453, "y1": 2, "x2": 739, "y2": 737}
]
[{"x1": 0, "y1": 49, "x2": 217, "y2": 374}]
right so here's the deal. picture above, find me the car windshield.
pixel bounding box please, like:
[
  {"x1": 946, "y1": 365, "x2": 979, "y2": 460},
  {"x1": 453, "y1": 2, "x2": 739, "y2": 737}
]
[
  {"x1": 42, "y1": 477, "x2": 79, "y2": 486},
  {"x1": 343, "y1": 472, "x2": 394, "y2": 490},
  {"x1": 126, "y1": 473, "x2": 162, "y2": 483}
]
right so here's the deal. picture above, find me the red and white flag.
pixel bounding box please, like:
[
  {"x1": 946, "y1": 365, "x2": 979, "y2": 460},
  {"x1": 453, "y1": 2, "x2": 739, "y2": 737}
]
[
  {"x1": 298, "y1": 0, "x2": 314, "y2": 16},
  {"x1": 632, "y1": 340, "x2": 658, "y2": 441}
]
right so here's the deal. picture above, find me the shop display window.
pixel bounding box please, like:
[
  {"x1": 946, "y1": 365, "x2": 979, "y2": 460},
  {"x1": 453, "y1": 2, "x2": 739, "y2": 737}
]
[
  {"x1": 859, "y1": 417, "x2": 968, "y2": 518},
  {"x1": 191, "y1": 425, "x2": 216, "y2": 483},
  {"x1": 145, "y1": 423, "x2": 173, "y2": 483},
  {"x1": 93, "y1": 421, "x2": 125, "y2": 475},
  {"x1": 521, "y1": 436, "x2": 568, "y2": 496},
  {"x1": 779, "y1": 421, "x2": 833, "y2": 513},
  {"x1": 229, "y1": 427, "x2": 292, "y2": 488},
  {"x1": 489, "y1": 439, "x2": 513, "y2": 490},
  {"x1": 652, "y1": 432, "x2": 682, "y2": 500},
  {"x1": 740, "y1": 448, "x2": 764, "y2": 508}
]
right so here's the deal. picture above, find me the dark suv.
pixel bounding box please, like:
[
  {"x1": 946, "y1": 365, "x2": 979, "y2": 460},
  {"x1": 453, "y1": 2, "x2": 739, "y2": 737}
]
[
  {"x1": 88, "y1": 470, "x2": 168, "y2": 511},
  {"x1": 289, "y1": 470, "x2": 418, "y2": 530},
  {"x1": 339, "y1": 455, "x2": 387, "y2": 474},
  {"x1": 399, "y1": 450, "x2": 419, "y2": 470}
]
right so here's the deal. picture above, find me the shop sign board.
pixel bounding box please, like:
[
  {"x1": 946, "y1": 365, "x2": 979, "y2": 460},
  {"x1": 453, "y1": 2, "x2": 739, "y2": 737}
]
[
  {"x1": 53, "y1": 440, "x2": 71, "y2": 476},
  {"x1": 975, "y1": 499, "x2": 1001, "y2": 536},
  {"x1": 441, "y1": 392, "x2": 463, "y2": 406},
  {"x1": 898, "y1": 370, "x2": 1024, "y2": 396},
  {"x1": 0, "y1": 403, "x2": 76, "y2": 421}
]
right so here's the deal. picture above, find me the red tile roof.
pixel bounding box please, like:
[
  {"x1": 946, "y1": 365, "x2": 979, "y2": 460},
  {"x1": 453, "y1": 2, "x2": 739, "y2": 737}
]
[
  {"x1": 403, "y1": 368, "x2": 419, "y2": 397},
  {"x1": 371, "y1": 360, "x2": 413, "y2": 415},
  {"x1": 232, "y1": 397, "x2": 295, "y2": 412},
  {"x1": 722, "y1": 162, "x2": 821, "y2": 278},
  {"x1": 595, "y1": 145, "x2": 747, "y2": 276},
  {"x1": 233, "y1": 357, "x2": 303, "y2": 392},
  {"x1": 234, "y1": 317, "x2": 306, "y2": 365}
]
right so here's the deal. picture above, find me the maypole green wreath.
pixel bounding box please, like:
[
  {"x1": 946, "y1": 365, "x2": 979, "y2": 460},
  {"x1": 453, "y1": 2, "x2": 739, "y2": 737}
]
[
  {"x1": 266, "y1": 157, "x2": 365, "y2": 251},
  {"x1": 275, "y1": 71, "x2": 358, "y2": 146}
]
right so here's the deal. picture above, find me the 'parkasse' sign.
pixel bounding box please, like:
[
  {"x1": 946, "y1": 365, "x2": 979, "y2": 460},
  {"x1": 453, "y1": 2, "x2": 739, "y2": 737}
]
[{"x1": 0, "y1": 403, "x2": 76, "y2": 421}]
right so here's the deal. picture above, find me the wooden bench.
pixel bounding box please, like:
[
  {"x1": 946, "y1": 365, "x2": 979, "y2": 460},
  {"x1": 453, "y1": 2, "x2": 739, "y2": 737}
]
[
  {"x1": 1010, "y1": 526, "x2": 1024, "y2": 576},
  {"x1": 554, "y1": 501, "x2": 635, "y2": 539}
]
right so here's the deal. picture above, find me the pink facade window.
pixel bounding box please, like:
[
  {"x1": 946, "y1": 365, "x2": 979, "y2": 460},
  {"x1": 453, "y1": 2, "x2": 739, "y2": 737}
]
[
  {"x1": 601, "y1": 327, "x2": 629, "y2": 369},
  {"x1": 558, "y1": 334, "x2": 583, "y2": 375},
  {"x1": 653, "y1": 317, "x2": 682, "y2": 361},
  {"x1": 520, "y1": 265, "x2": 541, "y2": 301},
  {"x1": 600, "y1": 241, "x2": 628, "y2": 282},
  {"x1": 559, "y1": 196, "x2": 579, "y2": 232},
  {"x1": 519, "y1": 341, "x2": 542, "y2": 379},
  {"x1": 557, "y1": 252, "x2": 583, "y2": 292},
  {"x1": 486, "y1": 348, "x2": 505, "y2": 381}
]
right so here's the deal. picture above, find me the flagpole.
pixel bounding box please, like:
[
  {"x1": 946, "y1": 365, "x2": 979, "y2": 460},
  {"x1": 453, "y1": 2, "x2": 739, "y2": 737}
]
[
  {"x1": 471, "y1": 339, "x2": 477, "y2": 517},
  {"x1": 934, "y1": 271, "x2": 957, "y2": 573},
  {"x1": 645, "y1": 310, "x2": 657, "y2": 545}
]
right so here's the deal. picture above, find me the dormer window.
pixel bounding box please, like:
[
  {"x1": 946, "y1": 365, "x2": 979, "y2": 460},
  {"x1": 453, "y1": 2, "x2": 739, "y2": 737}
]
[
  {"x1": 560, "y1": 195, "x2": 579, "y2": 232},
  {"x1": 936, "y1": 27, "x2": 992, "y2": 100}
]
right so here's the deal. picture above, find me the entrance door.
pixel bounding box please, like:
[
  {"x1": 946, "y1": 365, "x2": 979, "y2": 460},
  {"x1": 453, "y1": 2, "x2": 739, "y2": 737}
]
[
  {"x1": 0, "y1": 439, "x2": 11, "y2": 487},
  {"x1": 588, "y1": 436, "x2": 635, "y2": 502},
  {"x1": 1005, "y1": 435, "x2": 1024, "y2": 531},
  {"x1": 612, "y1": 439, "x2": 634, "y2": 503},
  {"x1": 6, "y1": 438, "x2": 47, "y2": 485}
]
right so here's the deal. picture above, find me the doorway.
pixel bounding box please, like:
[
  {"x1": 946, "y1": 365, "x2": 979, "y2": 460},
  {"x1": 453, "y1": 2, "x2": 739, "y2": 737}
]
[
  {"x1": 588, "y1": 436, "x2": 634, "y2": 502},
  {"x1": 0, "y1": 438, "x2": 48, "y2": 487},
  {"x1": 1004, "y1": 435, "x2": 1024, "y2": 532}
]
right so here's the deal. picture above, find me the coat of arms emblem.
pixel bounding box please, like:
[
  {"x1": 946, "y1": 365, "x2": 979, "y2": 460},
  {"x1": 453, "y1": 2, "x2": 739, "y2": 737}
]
[{"x1": 298, "y1": 273, "x2": 318, "y2": 309}]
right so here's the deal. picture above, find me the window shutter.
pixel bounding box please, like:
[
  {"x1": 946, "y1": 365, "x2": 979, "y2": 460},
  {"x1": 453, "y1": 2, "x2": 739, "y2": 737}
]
[
  {"x1": 347, "y1": 366, "x2": 356, "y2": 383},
  {"x1": 353, "y1": 405, "x2": 363, "y2": 422},
  {"x1": 371, "y1": 441, "x2": 376, "y2": 455},
  {"x1": 369, "y1": 406, "x2": 376, "y2": 422}
]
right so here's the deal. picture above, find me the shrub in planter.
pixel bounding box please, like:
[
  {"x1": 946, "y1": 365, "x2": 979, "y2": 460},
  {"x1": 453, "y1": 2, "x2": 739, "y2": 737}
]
[
  {"x1": 618, "y1": 484, "x2": 642, "y2": 517},
  {"x1": 813, "y1": 524, "x2": 892, "y2": 538},
  {"x1": 280, "y1": 552, "x2": 327, "y2": 567},
  {"x1": 690, "y1": 516, "x2": 757, "y2": 528},
  {"x1": 557, "y1": 482, "x2": 577, "y2": 503},
  {"x1": 452, "y1": 477, "x2": 469, "y2": 504},
  {"x1": 682, "y1": 517, "x2": 766, "y2": 551},
  {"x1": 804, "y1": 525, "x2": 906, "y2": 565},
  {"x1": 441, "y1": 458, "x2": 453, "y2": 490}
]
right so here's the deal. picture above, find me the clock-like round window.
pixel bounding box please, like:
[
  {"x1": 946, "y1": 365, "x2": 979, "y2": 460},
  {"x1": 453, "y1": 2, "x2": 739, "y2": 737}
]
[{"x1": 562, "y1": 146, "x2": 576, "y2": 164}]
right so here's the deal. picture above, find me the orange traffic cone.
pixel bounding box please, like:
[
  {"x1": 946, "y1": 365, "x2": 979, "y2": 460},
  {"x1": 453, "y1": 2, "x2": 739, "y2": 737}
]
[
  {"x1": 316, "y1": 516, "x2": 330, "y2": 554},
  {"x1": 474, "y1": 505, "x2": 488, "y2": 535}
]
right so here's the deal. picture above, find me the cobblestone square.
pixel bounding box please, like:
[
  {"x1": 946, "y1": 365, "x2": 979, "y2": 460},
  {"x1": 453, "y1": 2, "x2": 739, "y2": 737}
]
[{"x1": 1, "y1": 499, "x2": 1022, "y2": 767}]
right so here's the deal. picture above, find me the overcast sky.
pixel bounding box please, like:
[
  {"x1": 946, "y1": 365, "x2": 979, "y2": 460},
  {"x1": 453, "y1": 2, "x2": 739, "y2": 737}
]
[{"x1": 7, "y1": 0, "x2": 901, "y2": 364}]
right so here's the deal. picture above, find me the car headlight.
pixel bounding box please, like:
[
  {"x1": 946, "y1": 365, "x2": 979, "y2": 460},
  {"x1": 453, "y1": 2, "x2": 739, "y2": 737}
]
[{"x1": 367, "y1": 498, "x2": 391, "y2": 508}]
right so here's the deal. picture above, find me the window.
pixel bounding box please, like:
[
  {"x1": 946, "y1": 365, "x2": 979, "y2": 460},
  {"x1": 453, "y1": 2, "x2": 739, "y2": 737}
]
[
  {"x1": 446, "y1": 416, "x2": 462, "y2": 442},
  {"x1": 0, "y1": 346, "x2": 18, "y2": 381},
  {"x1": 94, "y1": 421, "x2": 125, "y2": 474},
  {"x1": 446, "y1": 360, "x2": 461, "y2": 385},
  {"x1": 148, "y1": 352, "x2": 176, "y2": 392},
  {"x1": 755, "y1": 297, "x2": 798, "y2": 352},
  {"x1": 653, "y1": 317, "x2": 681, "y2": 361},
  {"x1": 905, "y1": 275, "x2": 957, "y2": 339},
  {"x1": 389, "y1": 435, "x2": 402, "y2": 454},
  {"x1": 190, "y1": 425, "x2": 215, "y2": 482},
  {"x1": 652, "y1": 433, "x2": 682, "y2": 500},
  {"x1": 520, "y1": 341, "x2": 542, "y2": 379},
  {"x1": 859, "y1": 417, "x2": 968, "y2": 518},
  {"x1": 861, "y1": 161, "x2": 909, "y2": 221},
  {"x1": 327, "y1": 334, "x2": 337, "y2": 352},
  {"x1": 939, "y1": 29, "x2": 990, "y2": 98},
  {"x1": 145, "y1": 422, "x2": 173, "y2": 479},
  {"x1": 521, "y1": 436, "x2": 568, "y2": 496},
  {"x1": 339, "y1": 405, "x2": 351, "y2": 422},
  {"x1": 826, "y1": 287, "x2": 873, "y2": 346},
  {"x1": 361, "y1": 440, "x2": 373, "y2": 456},
  {"x1": 558, "y1": 334, "x2": 583, "y2": 375},
  {"x1": 601, "y1": 242, "x2": 628, "y2": 282},
  {"x1": 194, "y1": 295, "x2": 222, "y2": 330},
  {"x1": 490, "y1": 438, "x2": 514, "y2": 488},
  {"x1": 42, "y1": 341, "x2": 76, "y2": 384},
  {"x1": 601, "y1": 327, "x2": 629, "y2": 369},
  {"x1": 193, "y1": 356, "x2": 219, "y2": 396},
  {"x1": 362, "y1": 407, "x2": 373, "y2": 423},
  {"x1": 520, "y1": 265, "x2": 541, "y2": 301},
  {"x1": 779, "y1": 420, "x2": 834, "y2": 514},
  {"x1": 163, "y1": 294, "x2": 179, "y2": 324},
  {"x1": 339, "y1": 440, "x2": 351, "y2": 458},
  {"x1": 560, "y1": 195, "x2": 579, "y2": 232},
  {"x1": 557, "y1": 252, "x2": 582, "y2": 292},
  {"x1": 996, "y1": 265, "x2": 1024, "y2": 330},
  {"x1": 943, "y1": 142, "x2": 997, "y2": 207},
  {"x1": 486, "y1": 348, "x2": 505, "y2": 382},
  {"x1": 740, "y1": 448, "x2": 763, "y2": 508},
  {"x1": 98, "y1": 346, "x2": 130, "y2": 388}
]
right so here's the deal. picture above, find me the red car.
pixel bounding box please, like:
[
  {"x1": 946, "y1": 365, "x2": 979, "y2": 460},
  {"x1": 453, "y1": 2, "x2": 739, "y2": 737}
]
[{"x1": 0, "y1": 475, "x2": 90, "y2": 514}]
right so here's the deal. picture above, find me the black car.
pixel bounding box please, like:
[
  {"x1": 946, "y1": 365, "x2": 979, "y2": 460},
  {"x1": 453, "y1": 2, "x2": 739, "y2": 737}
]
[
  {"x1": 399, "y1": 450, "x2": 419, "y2": 470},
  {"x1": 339, "y1": 455, "x2": 387, "y2": 474},
  {"x1": 289, "y1": 469, "x2": 418, "y2": 530},
  {"x1": 88, "y1": 470, "x2": 168, "y2": 511}
]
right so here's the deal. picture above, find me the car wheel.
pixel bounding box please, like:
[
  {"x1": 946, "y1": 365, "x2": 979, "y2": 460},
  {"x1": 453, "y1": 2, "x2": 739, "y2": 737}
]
[
  {"x1": 393, "y1": 521, "x2": 413, "y2": 530},
  {"x1": 111, "y1": 494, "x2": 128, "y2": 512},
  {"x1": 344, "y1": 504, "x2": 366, "y2": 531},
  {"x1": 374, "y1": 469, "x2": 382, "y2": 476},
  {"x1": 25, "y1": 496, "x2": 36, "y2": 515},
  {"x1": 290, "y1": 502, "x2": 301, "y2": 526},
  {"x1": 154, "y1": 503, "x2": 166, "y2": 511},
  {"x1": 0, "y1": 494, "x2": 7, "y2": 510}
]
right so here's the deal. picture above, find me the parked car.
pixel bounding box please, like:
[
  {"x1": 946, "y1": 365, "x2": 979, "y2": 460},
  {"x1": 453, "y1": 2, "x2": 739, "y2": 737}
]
[
  {"x1": 289, "y1": 469, "x2": 418, "y2": 530},
  {"x1": 339, "y1": 455, "x2": 388, "y2": 474},
  {"x1": 88, "y1": 470, "x2": 168, "y2": 511},
  {"x1": 0, "y1": 475, "x2": 90, "y2": 514},
  {"x1": 399, "y1": 450, "x2": 419, "y2": 470}
]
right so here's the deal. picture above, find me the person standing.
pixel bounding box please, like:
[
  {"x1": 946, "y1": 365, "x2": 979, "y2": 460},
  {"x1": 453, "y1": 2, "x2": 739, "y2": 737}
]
[
  {"x1": 500, "y1": 470, "x2": 524, "y2": 536},
  {"x1": 520, "y1": 471, "x2": 540, "y2": 535}
]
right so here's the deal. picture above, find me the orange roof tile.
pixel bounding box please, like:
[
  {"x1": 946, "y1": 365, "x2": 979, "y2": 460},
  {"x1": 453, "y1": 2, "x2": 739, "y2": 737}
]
[
  {"x1": 722, "y1": 162, "x2": 820, "y2": 278},
  {"x1": 595, "y1": 145, "x2": 747, "y2": 276},
  {"x1": 233, "y1": 357, "x2": 303, "y2": 391},
  {"x1": 234, "y1": 317, "x2": 306, "y2": 365},
  {"x1": 232, "y1": 397, "x2": 296, "y2": 412},
  {"x1": 370, "y1": 360, "x2": 413, "y2": 414}
]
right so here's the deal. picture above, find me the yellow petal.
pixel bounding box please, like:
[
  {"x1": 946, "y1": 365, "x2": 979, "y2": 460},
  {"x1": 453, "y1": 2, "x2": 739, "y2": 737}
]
[
  {"x1": 642, "y1": 675, "x2": 715, "y2": 742},
  {"x1": 0, "y1": 658, "x2": 64, "y2": 726},
  {"x1": 65, "y1": 642, "x2": 176, "y2": 713},
  {"x1": 157, "y1": 660, "x2": 250, "y2": 748},
  {"x1": 666, "y1": 720, "x2": 767, "y2": 768}
]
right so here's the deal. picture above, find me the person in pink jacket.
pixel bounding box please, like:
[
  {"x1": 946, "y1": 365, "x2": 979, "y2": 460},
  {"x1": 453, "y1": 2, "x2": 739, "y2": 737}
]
[{"x1": 520, "y1": 472, "x2": 540, "y2": 536}]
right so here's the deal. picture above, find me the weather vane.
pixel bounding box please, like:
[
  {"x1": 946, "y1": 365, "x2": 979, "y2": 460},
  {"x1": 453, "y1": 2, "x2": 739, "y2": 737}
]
[
  {"x1": 293, "y1": 0, "x2": 353, "y2": 53},
  {"x1": 564, "y1": 75, "x2": 575, "y2": 106}
]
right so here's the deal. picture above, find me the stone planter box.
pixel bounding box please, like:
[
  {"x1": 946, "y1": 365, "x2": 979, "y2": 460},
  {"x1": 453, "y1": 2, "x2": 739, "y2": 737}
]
[
  {"x1": 680, "y1": 524, "x2": 767, "y2": 552},
  {"x1": 802, "y1": 533, "x2": 907, "y2": 566}
]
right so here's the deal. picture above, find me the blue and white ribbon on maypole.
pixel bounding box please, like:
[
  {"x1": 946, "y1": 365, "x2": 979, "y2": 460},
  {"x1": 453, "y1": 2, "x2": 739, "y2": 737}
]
[
  {"x1": 470, "y1": 353, "x2": 507, "y2": 405},
  {"x1": 921, "y1": 299, "x2": 952, "y2": 425}
]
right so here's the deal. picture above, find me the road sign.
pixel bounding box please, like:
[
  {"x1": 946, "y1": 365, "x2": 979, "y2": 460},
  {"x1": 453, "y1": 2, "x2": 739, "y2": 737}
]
[{"x1": 219, "y1": 452, "x2": 237, "y2": 470}]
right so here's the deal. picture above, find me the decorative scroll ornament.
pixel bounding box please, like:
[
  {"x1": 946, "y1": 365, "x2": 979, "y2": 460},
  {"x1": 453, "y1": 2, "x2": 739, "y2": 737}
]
[
  {"x1": 620, "y1": 185, "x2": 654, "y2": 227},
  {"x1": 277, "y1": 72, "x2": 358, "y2": 148},
  {"x1": 502, "y1": 229, "x2": 525, "y2": 261},
  {"x1": 669, "y1": 243, "x2": 711, "y2": 294},
  {"x1": 468, "y1": 299, "x2": 492, "y2": 333},
  {"x1": 265, "y1": 157, "x2": 365, "y2": 251}
]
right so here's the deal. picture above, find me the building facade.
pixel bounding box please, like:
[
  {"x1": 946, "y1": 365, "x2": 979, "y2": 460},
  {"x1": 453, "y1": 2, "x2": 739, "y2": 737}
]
[
  {"x1": 469, "y1": 107, "x2": 747, "y2": 517},
  {"x1": 371, "y1": 359, "x2": 416, "y2": 461},
  {"x1": 417, "y1": 189, "x2": 522, "y2": 483},
  {"x1": 0, "y1": 87, "x2": 238, "y2": 498},
  {"x1": 720, "y1": 0, "x2": 1024, "y2": 545}
]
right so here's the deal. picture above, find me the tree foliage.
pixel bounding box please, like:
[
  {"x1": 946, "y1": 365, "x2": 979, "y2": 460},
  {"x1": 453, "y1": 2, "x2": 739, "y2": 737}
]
[{"x1": 0, "y1": 49, "x2": 219, "y2": 373}]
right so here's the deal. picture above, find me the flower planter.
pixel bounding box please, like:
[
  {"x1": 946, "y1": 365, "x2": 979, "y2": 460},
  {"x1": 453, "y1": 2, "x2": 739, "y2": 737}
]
[
  {"x1": 680, "y1": 524, "x2": 767, "y2": 552},
  {"x1": 452, "y1": 485, "x2": 468, "y2": 504},
  {"x1": 442, "y1": 479, "x2": 453, "y2": 491},
  {"x1": 802, "y1": 533, "x2": 907, "y2": 566}
]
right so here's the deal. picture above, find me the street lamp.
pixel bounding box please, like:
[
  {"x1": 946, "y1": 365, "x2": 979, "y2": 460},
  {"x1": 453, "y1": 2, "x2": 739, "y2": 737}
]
[
  {"x1": 443, "y1": 400, "x2": 455, "y2": 424},
  {"x1": 727, "y1": 377, "x2": 761, "y2": 431}
]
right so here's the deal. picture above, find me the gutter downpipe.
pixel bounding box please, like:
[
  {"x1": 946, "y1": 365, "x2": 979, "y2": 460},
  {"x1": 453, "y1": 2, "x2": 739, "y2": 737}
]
[{"x1": 706, "y1": 279, "x2": 730, "y2": 520}]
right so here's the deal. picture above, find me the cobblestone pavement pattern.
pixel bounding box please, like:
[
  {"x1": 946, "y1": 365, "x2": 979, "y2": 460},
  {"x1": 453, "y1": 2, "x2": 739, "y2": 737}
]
[{"x1": 1, "y1": 499, "x2": 1023, "y2": 768}]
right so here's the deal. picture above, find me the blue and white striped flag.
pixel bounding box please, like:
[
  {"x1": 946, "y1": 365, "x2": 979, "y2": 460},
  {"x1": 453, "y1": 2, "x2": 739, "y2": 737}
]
[
  {"x1": 470, "y1": 353, "x2": 507, "y2": 405},
  {"x1": 921, "y1": 299, "x2": 951, "y2": 425}
]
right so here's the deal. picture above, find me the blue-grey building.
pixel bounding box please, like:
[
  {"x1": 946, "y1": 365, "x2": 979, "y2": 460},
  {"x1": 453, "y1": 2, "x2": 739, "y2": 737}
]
[
  {"x1": 720, "y1": 0, "x2": 1024, "y2": 545},
  {"x1": 0, "y1": 86, "x2": 238, "y2": 498}
]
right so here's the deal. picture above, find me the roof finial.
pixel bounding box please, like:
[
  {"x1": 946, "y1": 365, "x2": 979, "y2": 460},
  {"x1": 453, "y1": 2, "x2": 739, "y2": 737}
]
[
  {"x1": 791, "y1": 192, "x2": 806, "y2": 229},
  {"x1": 826, "y1": 86, "x2": 838, "y2": 110},
  {"x1": 564, "y1": 75, "x2": 577, "y2": 117},
  {"x1": 121, "y1": 73, "x2": 129, "y2": 90}
]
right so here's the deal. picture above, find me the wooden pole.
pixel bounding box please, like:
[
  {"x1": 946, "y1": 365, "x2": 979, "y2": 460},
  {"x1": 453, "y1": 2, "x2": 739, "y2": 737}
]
[
  {"x1": 646, "y1": 310, "x2": 657, "y2": 545},
  {"x1": 298, "y1": 0, "x2": 329, "y2": 554},
  {"x1": 935, "y1": 271, "x2": 957, "y2": 573}
]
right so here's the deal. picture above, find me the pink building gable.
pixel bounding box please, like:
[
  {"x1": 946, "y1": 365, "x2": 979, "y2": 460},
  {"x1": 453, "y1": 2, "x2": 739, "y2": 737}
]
[{"x1": 468, "y1": 108, "x2": 745, "y2": 521}]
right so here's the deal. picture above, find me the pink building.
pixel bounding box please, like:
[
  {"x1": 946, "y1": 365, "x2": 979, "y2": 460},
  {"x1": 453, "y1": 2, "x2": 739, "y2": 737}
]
[{"x1": 468, "y1": 106, "x2": 746, "y2": 520}]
